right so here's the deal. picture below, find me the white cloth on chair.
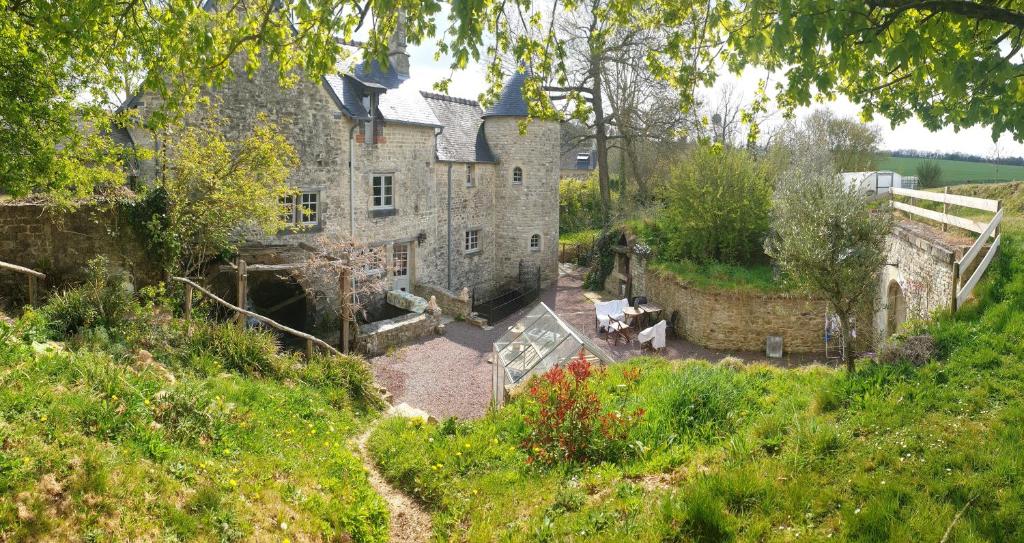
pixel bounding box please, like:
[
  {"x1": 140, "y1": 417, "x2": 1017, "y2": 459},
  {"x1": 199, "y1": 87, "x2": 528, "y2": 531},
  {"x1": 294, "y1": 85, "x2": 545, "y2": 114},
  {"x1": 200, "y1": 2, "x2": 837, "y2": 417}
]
[
  {"x1": 595, "y1": 298, "x2": 628, "y2": 332},
  {"x1": 638, "y1": 320, "x2": 667, "y2": 349}
]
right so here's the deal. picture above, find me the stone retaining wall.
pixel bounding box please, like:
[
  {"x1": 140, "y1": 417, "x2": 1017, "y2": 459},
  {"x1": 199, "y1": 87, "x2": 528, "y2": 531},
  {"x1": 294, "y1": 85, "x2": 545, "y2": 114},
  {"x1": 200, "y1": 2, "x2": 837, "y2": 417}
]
[
  {"x1": 356, "y1": 312, "x2": 441, "y2": 356},
  {"x1": 412, "y1": 283, "x2": 471, "y2": 319},
  {"x1": 638, "y1": 267, "x2": 826, "y2": 354},
  {"x1": 0, "y1": 202, "x2": 160, "y2": 307}
]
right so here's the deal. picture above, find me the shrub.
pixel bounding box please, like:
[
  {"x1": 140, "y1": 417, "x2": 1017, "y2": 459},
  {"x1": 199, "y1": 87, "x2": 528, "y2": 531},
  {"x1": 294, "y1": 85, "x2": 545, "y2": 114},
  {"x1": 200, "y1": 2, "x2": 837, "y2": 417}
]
[
  {"x1": 652, "y1": 144, "x2": 773, "y2": 266},
  {"x1": 521, "y1": 352, "x2": 643, "y2": 465},
  {"x1": 559, "y1": 175, "x2": 607, "y2": 234},
  {"x1": 877, "y1": 334, "x2": 936, "y2": 366},
  {"x1": 184, "y1": 321, "x2": 285, "y2": 377},
  {"x1": 299, "y1": 354, "x2": 385, "y2": 411},
  {"x1": 916, "y1": 161, "x2": 943, "y2": 188},
  {"x1": 41, "y1": 256, "x2": 140, "y2": 339}
]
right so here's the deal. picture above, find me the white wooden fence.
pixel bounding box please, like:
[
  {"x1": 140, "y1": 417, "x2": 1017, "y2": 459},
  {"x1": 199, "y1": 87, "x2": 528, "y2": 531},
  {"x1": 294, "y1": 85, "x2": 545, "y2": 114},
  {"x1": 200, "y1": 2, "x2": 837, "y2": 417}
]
[{"x1": 890, "y1": 187, "x2": 1002, "y2": 311}]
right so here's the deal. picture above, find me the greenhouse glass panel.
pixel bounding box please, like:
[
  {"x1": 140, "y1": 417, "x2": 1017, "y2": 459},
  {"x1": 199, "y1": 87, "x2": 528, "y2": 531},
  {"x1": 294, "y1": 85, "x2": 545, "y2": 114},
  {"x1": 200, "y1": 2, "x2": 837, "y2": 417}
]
[{"x1": 492, "y1": 302, "x2": 615, "y2": 404}]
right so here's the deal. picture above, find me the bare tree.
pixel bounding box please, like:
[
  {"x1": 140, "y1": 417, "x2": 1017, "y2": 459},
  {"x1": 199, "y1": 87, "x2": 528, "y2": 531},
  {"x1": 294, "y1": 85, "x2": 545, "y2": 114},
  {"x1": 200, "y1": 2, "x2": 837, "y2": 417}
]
[{"x1": 296, "y1": 237, "x2": 389, "y2": 325}]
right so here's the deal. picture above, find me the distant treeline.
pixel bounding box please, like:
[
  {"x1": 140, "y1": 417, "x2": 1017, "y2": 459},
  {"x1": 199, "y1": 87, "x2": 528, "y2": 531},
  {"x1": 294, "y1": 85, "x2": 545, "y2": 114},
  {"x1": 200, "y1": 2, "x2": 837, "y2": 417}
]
[{"x1": 889, "y1": 149, "x2": 1024, "y2": 167}]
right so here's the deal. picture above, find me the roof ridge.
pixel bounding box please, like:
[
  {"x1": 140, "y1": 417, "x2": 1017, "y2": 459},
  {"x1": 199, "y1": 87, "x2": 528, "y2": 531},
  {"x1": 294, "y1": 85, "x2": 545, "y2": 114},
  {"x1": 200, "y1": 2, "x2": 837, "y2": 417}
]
[{"x1": 420, "y1": 90, "x2": 479, "y2": 106}]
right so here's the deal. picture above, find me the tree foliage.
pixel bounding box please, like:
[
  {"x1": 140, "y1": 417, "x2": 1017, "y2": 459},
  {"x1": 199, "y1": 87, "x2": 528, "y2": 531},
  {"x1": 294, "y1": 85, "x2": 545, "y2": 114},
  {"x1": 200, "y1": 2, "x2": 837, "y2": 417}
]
[
  {"x1": 765, "y1": 150, "x2": 891, "y2": 371},
  {"x1": 142, "y1": 113, "x2": 298, "y2": 276},
  {"x1": 647, "y1": 144, "x2": 774, "y2": 266}
]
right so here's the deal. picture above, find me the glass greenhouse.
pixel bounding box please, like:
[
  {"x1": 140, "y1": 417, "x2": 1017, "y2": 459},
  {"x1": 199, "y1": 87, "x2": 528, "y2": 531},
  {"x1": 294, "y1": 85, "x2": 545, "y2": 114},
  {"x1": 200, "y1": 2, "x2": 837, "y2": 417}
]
[{"x1": 492, "y1": 302, "x2": 615, "y2": 404}]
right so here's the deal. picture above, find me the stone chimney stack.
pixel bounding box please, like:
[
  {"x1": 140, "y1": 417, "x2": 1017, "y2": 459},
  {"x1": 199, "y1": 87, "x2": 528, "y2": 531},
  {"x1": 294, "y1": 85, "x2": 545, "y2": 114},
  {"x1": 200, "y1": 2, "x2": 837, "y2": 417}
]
[{"x1": 387, "y1": 11, "x2": 410, "y2": 78}]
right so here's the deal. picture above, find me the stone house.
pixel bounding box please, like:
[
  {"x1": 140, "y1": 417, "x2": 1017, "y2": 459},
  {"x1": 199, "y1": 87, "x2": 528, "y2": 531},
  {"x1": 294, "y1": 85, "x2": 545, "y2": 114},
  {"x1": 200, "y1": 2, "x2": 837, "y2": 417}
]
[{"x1": 116, "y1": 25, "x2": 560, "y2": 332}]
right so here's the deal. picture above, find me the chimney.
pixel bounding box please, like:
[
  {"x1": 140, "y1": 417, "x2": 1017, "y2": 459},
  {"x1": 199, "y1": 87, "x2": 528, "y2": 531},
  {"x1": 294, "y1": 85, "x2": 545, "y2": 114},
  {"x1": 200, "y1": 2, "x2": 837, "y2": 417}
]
[{"x1": 387, "y1": 11, "x2": 410, "y2": 78}]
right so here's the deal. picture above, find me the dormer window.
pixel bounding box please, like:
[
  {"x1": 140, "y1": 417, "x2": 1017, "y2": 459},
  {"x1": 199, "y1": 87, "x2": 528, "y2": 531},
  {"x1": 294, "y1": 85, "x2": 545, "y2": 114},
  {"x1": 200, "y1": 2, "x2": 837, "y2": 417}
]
[{"x1": 360, "y1": 93, "x2": 383, "y2": 145}]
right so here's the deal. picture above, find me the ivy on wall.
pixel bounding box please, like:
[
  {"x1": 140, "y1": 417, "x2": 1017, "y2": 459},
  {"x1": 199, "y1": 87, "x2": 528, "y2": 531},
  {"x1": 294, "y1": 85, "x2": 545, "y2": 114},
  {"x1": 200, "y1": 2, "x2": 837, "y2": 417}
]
[{"x1": 583, "y1": 228, "x2": 622, "y2": 291}]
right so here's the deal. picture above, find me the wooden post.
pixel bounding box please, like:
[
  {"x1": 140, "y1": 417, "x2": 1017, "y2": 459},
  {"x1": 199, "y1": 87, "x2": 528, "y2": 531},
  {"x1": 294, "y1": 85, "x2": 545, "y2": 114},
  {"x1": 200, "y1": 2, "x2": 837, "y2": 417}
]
[
  {"x1": 942, "y1": 187, "x2": 948, "y2": 232},
  {"x1": 236, "y1": 259, "x2": 247, "y2": 328},
  {"x1": 184, "y1": 283, "x2": 194, "y2": 335},
  {"x1": 27, "y1": 275, "x2": 37, "y2": 307},
  {"x1": 340, "y1": 267, "x2": 352, "y2": 354},
  {"x1": 306, "y1": 338, "x2": 314, "y2": 360},
  {"x1": 951, "y1": 261, "x2": 960, "y2": 313}
]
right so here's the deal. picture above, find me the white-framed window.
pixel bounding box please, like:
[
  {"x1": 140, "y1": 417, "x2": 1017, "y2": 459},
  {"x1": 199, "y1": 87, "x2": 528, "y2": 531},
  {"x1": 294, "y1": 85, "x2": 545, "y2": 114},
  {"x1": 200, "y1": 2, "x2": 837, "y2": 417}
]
[
  {"x1": 466, "y1": 164, "x2": 475, "y2": 187},
  {"x1": 372, "y1": 174, "x2": 394, "y2": 209},
  {"x1": 280, "y1": 191, "x2": 319, "y2": 226},
  {"x1": 512, "y1": 166, "x2": 523, "y2": 185},
  {"x1": 465, "y1": 229, "x2": 480, "y2": 253},
  {"x1": 530, "y1": 233, "x2": 541, "y2": 251}
]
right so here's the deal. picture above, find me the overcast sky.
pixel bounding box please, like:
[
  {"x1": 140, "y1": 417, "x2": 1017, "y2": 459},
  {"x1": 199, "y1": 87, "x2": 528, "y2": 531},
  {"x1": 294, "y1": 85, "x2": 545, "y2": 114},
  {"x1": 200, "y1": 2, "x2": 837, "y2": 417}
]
[{"x1": 394, "y1": 31, "x2": 1024, "y2": 158}]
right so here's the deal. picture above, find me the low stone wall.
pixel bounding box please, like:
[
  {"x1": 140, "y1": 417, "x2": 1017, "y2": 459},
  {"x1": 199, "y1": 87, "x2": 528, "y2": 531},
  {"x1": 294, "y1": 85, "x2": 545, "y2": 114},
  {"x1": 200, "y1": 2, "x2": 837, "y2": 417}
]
[
  {"x1": 356, "y1": 312, "x2": 441, "y2": 356},
  {"x1": 641, "y1": 268, "x2": 826, "y2": 354},
  {"x1": 412, "y1": 283, "x2": 472, "y2": 319},
  {"x1": 0, "y1": 201, "x2": 160, "y2": 306}
]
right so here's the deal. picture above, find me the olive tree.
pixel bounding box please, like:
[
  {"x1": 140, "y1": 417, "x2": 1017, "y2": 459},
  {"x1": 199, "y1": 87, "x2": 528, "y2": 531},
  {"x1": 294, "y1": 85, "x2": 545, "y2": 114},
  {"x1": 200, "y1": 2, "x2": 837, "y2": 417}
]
[{"x1": 766, "y1": 153, "x2": 891, "y2": 372}]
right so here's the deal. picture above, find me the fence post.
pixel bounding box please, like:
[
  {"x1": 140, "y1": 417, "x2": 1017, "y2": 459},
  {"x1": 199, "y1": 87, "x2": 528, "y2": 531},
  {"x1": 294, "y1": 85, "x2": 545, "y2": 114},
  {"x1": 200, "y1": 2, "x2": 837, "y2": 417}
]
[
  {"x1": 951, "y1": 261, "x2": 960, "y2": 313},
  {"x1": 339, "y1": 266, "x2": 351, "y2": 354},
  {"x1": 235, "y1": 259, "x2": 247, "y2": 328},
  {"x1": 942, "y1": 187, "x2": 948, "y2": 232},
  {"x1": 184, "y1": 283, "x2": 193, "y2": 336},
  {"x1": 306, "y1": 337, "x2": 314, "y2": 360},
  {"x1": 27, "y1": 275, "x2": 37, "y2": 307}
]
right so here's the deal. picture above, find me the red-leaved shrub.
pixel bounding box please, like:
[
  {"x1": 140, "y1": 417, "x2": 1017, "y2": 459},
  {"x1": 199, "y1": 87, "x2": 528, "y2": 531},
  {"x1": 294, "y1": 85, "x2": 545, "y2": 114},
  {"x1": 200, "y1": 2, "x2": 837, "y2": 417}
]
[{"x1": 521, "y1": 351, "x2": 643, "y2": 465}]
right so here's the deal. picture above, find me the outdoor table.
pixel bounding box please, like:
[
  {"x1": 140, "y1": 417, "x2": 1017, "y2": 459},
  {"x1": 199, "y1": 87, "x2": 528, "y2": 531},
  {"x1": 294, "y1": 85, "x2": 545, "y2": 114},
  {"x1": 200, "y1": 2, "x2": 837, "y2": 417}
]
[{"x1": 623, "y1": 306, "x2": 643, "y2": 330}]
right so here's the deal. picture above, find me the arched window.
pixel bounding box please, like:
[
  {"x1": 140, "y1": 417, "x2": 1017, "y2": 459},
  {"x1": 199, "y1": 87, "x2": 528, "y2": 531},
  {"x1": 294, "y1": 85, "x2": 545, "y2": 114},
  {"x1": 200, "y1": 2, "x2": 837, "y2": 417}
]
[
  {"x1": 512, "y1": 166, "x2": 523, "y2": 185},
  {"x1": 530, "y1": 233, "x2": 541, "y2": 250}
]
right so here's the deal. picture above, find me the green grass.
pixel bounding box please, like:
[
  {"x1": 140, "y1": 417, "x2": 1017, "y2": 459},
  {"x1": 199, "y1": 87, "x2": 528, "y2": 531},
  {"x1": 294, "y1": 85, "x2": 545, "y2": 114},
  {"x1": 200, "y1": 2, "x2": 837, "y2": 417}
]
[
  {"x1": 370, "y1": 232, "x2": 1024, "y2": 541},
  {"x1": 879, "y1": 156, "x2": 1024, "y2": 185},
  {"x1": 650, "y1": 259, "x2": 787, "y2": 293},
  {"x1": 559, "y1": 228, "x2": 601, "y2": 245},
  {"x1": 0, "y1": 306, "x2": 387, "y2": 541}
]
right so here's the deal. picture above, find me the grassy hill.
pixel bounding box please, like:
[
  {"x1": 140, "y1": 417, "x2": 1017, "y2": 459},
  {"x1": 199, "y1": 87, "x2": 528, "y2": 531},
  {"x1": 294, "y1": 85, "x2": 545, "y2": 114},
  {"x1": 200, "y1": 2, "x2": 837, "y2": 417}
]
[
  {"x1": 0, "y1": 269, "x2": 388, "y2": 542},
  {"x1": 878, "y1": 155, "x2": 1024, "y2": 185},
  {"x1": 370, "y1": 182, "x2": 1024, "y2": 541}
]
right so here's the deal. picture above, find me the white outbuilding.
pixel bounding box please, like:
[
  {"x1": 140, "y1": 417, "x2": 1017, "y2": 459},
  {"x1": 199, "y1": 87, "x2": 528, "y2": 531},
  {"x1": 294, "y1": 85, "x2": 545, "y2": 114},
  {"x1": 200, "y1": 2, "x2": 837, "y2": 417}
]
[{"x1": 838, "y1": 171, "x2": 917, "y2": 196}]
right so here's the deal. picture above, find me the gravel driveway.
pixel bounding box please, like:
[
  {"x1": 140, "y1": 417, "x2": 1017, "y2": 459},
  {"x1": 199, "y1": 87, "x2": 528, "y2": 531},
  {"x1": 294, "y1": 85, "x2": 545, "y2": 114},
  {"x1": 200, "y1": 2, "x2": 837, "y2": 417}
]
[{"x1": 370, "y1": 265, "x2": 830, "y2": 420}]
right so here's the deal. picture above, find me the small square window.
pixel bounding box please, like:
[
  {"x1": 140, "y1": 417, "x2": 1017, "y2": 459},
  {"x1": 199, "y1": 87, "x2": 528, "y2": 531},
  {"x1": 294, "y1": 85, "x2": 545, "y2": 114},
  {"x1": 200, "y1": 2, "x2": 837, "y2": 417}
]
[
  {"x1": 466, "y1": 164, "x2": 475, "y2": 187},
  {"x1": 465, "y1": 229, "x2": 480, "y2": 253},
  {"x1": 512, "y1": 166, "x2": 523, "y2": 185},
  {"x1": 530, "y1": 233, "x2": 541, "y2": 251},
  {"x1": 372, "y1": 175, "x2": 394, "y2": 209}
]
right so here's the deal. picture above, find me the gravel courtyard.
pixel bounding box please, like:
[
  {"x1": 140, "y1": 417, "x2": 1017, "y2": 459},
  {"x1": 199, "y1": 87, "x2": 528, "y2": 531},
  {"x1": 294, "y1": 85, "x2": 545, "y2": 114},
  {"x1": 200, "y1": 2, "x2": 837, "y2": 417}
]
[{"x1": 369, "y1": 265, "x2": 829, "y2": 420}]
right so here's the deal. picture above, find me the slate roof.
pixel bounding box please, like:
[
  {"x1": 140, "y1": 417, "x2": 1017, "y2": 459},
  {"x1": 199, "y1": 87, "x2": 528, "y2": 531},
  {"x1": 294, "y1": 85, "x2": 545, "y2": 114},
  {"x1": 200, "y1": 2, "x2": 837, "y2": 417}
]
[
  {"x1": 421, "y1": 92, "x2": 496, "y2": 163},
  {"x1": 379, "y1": 82, "x2": 441, "y2": 128},
  {"x1": 350, "y1": 59, "x2": 406, "y2": 90},
  {"x1": 323, "y1": 74, "x2": 370, "y2": 120},
  {"x1": 483, "y1": 70, "x2": 530, "y2": 118}
]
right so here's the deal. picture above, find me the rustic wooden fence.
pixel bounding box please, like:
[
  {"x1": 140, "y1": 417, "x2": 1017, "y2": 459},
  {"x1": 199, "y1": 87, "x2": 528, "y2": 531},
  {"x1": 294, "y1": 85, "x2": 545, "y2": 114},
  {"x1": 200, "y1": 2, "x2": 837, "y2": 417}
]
[
  {"x1": 0, "y1": 260, "x2": 45, "y2": 306},
  {"x1": 890, "y1": 187, "x2": 1002, "y2": 311}
]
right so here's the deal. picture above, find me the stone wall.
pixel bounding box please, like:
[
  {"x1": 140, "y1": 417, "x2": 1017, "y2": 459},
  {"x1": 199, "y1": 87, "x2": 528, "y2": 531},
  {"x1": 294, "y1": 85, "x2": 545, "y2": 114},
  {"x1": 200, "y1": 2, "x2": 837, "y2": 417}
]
[
  {"x1": 639, "y1": 267, "x2": 826, "y2": 354},
  {"x1": 412, "y1": 283, "x2": 472, "y2": 319},
  {"x1": 873, "y1": 222, "x2": 960, "y2": 340},
  {"x1": 0, "y1": 202, "x2": 160, "y2": 306},
  {"x1": 356, "y1": 312, "x2": 441, "y2": 356}
]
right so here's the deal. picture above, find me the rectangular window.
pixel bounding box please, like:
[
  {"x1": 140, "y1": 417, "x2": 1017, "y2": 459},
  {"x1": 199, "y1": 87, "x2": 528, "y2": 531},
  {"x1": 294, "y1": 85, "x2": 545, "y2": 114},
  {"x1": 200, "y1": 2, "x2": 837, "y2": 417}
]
[
  {"x1": 279, "y1": 192, "x2": 320, "y2": 226},
  {"x1": 465, "y1": 229, "x2": 480, "y2": 253},
  {"x1": 299, "y1": 193, "x2": 318, "y2": 224},
  {"x1": 466, "y1": 164, "x2": 475, "y2": 187},
  {"x1": 372, "y1": 175, "x2": 394, "y2": 209}
]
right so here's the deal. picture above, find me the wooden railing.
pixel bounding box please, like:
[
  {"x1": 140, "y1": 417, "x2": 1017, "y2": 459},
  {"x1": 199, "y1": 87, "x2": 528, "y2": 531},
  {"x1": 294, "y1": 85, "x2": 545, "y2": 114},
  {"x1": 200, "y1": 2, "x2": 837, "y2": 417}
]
[
  {"x1": 890, "y1": 187, "x2": 1002, "y2": 311},
  {"x1": 0, "y1": 261, "x2": 46, "y2": 306},
  {"x1": 173, "y1": 276, "x2": 340, "y2": 359}
]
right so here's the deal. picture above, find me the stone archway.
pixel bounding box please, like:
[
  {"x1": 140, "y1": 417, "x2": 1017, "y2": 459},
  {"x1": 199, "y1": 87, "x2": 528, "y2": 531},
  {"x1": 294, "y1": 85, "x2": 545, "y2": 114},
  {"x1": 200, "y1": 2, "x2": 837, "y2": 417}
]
[
  {"x1": 247, "y1": 271, "x2": 310, "y2": 333},
  {"x1": 886, "y1": 279, "x2": 908, "y2": 337}
]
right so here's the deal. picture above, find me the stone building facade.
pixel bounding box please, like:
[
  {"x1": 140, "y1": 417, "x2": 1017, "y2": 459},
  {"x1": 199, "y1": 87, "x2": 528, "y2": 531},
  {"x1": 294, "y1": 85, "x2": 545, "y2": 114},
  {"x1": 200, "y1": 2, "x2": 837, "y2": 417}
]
[{"x1": 118, "y1": 26, "x2": 560, "y2": 326}]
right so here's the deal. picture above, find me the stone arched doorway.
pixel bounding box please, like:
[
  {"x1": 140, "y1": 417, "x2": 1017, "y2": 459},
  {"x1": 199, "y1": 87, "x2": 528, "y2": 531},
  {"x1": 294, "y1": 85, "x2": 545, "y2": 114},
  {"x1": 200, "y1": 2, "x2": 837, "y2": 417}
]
[{"x1": 886, "y1": 280, "x2": 908, "y2": 337}]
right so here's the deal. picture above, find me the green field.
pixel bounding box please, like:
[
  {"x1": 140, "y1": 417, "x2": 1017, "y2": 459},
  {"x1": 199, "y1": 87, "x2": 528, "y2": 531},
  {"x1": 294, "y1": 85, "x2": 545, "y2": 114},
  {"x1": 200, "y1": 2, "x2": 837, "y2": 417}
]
[{"x1": 878, "y1": 155, "x2": 1024, "y2": 185}]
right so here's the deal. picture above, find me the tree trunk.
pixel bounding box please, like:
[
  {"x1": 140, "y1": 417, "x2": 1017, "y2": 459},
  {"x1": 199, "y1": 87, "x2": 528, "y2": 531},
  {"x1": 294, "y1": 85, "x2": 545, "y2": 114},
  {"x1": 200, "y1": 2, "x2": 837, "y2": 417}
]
[
  {"x1": 591, "y1": 60, "x2": 612, "y2": 225},
  {"x1": 838, "y1": 312, "x2": 855, "y2": 372}
]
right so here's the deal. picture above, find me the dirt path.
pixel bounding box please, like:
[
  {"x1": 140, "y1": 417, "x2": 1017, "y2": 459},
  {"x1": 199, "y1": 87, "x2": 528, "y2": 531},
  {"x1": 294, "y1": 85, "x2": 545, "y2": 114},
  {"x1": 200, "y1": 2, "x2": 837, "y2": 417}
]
[{"x1": 354, "y1": 421, "x2": 433, "y2": 543}]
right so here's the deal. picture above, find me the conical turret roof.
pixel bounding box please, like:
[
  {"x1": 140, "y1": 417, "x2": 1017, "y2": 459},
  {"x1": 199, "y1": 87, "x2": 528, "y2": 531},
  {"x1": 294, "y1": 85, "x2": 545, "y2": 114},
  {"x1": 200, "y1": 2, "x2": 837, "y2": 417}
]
[{"x1": 483, "y1": 70, "x2": 530, "y2": 118}]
